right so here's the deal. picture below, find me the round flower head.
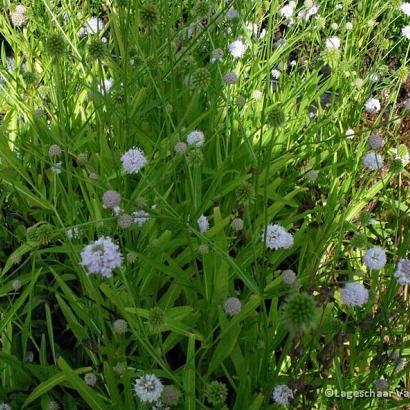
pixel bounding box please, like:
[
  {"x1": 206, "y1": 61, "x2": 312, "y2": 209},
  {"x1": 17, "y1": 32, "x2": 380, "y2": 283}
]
[
  {"x1": 12, "y1": 279, "x2": 22, "y2": 291},
  {"x1": 197, "y1": 214, "x2": 209, "y2": 233},
  {"x1": 367, "y1": 134, "x2": 385, "y2": 149},
  {"x1": 363, "y1": 247, "x2": 387, "y2": 270},
  {"x1": 117, "y1": 213, "x2": 133, "y2": 229},
  {"x1": 374, "y1": 379, "x2": 389, "y2": 391},
  {"x1": 231, "y1": 217, "x2": 244, "y2": 232},
  {"x1": 84, "y1": 373, "x2": 97, "y2": 386},
  {"x1": 134, "y1": 374, "x2": 163, "y2": 403},
  {"x1": 362, "y1": 151, "x2": 384, "y2": 170},
  {"x1": 325, "y1": 36, "x2": 341, "y2": 49},
  {"x1": 121, "y1": 147, "x2": 147, "y2": 174},
  {"x1": 48, "y1": 144, "x2": 62, "y2": 157},
  {"x1": 161, "y1": 385, "x2": 181, "y2": 406},
  {"x1": 263, "y1": 224, "x2": 294, "y2": 250},
  {"x1": 10, "y1": 10, "x2": 27, "y2": 27},
  {"x1": 394, "y1": 258, "x2": 410, "y2": 285},
  {"x1": 187, "y1": 130, "x2": 205, "y2": 147},
  {"x1": 272, "y1": 384, "x2": 294, "y2": 406},
  {"x1": 271, "y1": 69, "x2": 281, "y2": 80},
  {"x1": 226, "y1": 7, "x2": 239, "y2": 20},
  {"x1": 80, "y1": 237, "x2": 123, "y2": 278},
  {"x1": 15, "y1": 4, "x2": 27, "y2": 14},
  {"x1": 341, "y1": 281, "x2": 369, "y2": 306},
  {"x1": 283, "y1": 293, "x2": 317, "y2": 332},
  {"x1": 223, "y1": 71, "x2": 238, "y2": 85},
  {"x1": 83, "y1": 16, "x2": 104, "y2": 35},
  {"x1": 113, "y1": 319, "x2": 128, "y2": 334},
  {"x1": 205, "y1": 381, "x2": 228, "y2": 406},
  {"x1": 133, "y1": 210, "x2": 150, "y2": 226},
  {"x1": 174, "y1": 142, "x2": 187, "y2": 154},
  {"x1": 306, "y1": 170, "x2": 319, "y2": 181},
  {"x1": 400, "y1": 2, "x2": 410, "y2": 16},
  {"x1": 402, "y1": 25, "x2": 410, "y2": 40},
  {"x1": 102, "y1": 190, "x2": 121, "y2": 210},
  {"x1": 281, "y1": 269, "x2": 296, "y2": 284},
  {"x1": 280, "y1": 4, "x2": 295, "y2": 19},
  {"x1": 364, "y1": 97, "x2": 381, "y2": 114},
  {"x1": 223, "y1": 297, "x2": 242, "y2": 316},
  {"x1": 228, "y1": 39, "x2": 247, "y2": 58},
  {"x1": 210, "y1": 48, "x2": 224, "y2": 63}
]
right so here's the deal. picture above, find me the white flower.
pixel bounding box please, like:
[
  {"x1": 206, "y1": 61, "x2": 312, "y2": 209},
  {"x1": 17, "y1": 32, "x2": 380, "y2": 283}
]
[
  {"x1": 363, "y1": 247, "x2": 387, "y2": 270},
  {"x1": 341, "y1": 281, "x2": 369, "y2": 306},
  {"x1": 226, "y1": 8, "x2": 239, "y2": 20},
  {"x1": 362, "y1": 151, "x2": 384, "y2": 170},
  {"x1": 364, "y1": 97, "x2": 381, "y2": 114},
  {"x1": 263, "y1": 224, "x2": 294, "y2": 250},
  {"x1": 271, "y1": 69, "x2": 281, "y2": 80},
  {"x1": 400, "y1": 3, "x2": 410, "y2": 17},
  {"x1": 133, "y1": 210, "x2": 150, "y2": 226},
  {"x1": 223, "y1": 297, "x2": 242, "y2": 316},
  {"x1": 197, "y1": 214, "x2": 209, "y2": 232},
  {"x1": 325, "y1": 36, "x2": 341, "y2": 49},
  {"x1": 280, "y1": 4, "x2": 295, "y2": 19},
  {"x1": 272, "y1": 384, "x2": 294, "y2": 406},
  {"x1": 394, "y1": 258, "x2": 410, "y2": 284},
  {"x1": 252, "y1": 90, "x2": 263, "y2": 101},
  {"x1": 98, "y1": 79, "x2": 113, "y2": 94},
  {"x1": 187, "y1": 130, "x2": 205, "y2": 147},
  {"x1": 281, "y1": 269, "x2": 296, "y2": 284},
  {"x1": 346, "y1": 22, "x2": 353, "y2": 30},
  {"x1": 80, "y1": 237, "x2": 123, "y2": 278},
  {"x1": 228, "y1": 39, "x2": 247, "y2": 58},
  {"x1": 402, "y1": 25, "x2": 410, "y2": 39},
  {"x1": 79, "y1": 16, "x2": 105, "y2": 36},
  {"x1": 345, "y1": 128, "x2": 355, "y2": 139},
  {"x1": 134, "y1": 374, "x2": 163, "y2": 403},
  {"x1": 121, "y1": 147, "x2": 147, "y2": 174}
]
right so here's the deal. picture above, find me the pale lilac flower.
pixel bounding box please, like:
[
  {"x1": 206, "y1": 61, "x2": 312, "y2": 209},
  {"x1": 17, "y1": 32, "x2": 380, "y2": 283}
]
[
  {"x1": 223, "y1": 297, "x2": 242, "y2": 316},
  {"x1": 133, "y1": 210, "x2": 150, "y2": 226},
  {"x1": 365, "y1": 97, "x2": 381, "y2": 114},
  {"x1": 210, "y1": 48, "x2": 224, "y2": 63},
  {"x1": 187, "y1": 130, "x2": 205, "y2": 147},
  {"x1": 362, "y1": 151, "x2": 384, "y2": 170},
  {"x1": 395, "y1": 258, "x2": 410, "y2": 284},
  {"x1": 341, "y1": 282, "x2": 369, "y2": 306},
  {"x1": 121, "y1": 147, "x2": 147, "y2": 174},
  {"x1": 223, "y1": 71, "x2": 238, "y2": 85},
  {"x1": 281, "y1": 269, "x2": 296, "y2": 284},
  {"x1": 280, "y1": 4, "x2": 295, "y2": 19},
  {"x1": 84, "y1": 373, "x2": 97, "y2": 386},
  {"x1": 325, "y1": 36, "x2": 341, "y2": 49},
  {"x1": 367, "y1": 134, "x2": 385, "y2": 149},
  {"x1": 263, "y1": 224, "x2": 294, "y2": 250},
  {"x1": 363, "y1": 247, "x2": 387, "y2": 270},
  {"x1": 226, "y1": 8, "x2": 239, "y2": 20},
  {"x1": 272, "y1": 384, "x2": 294, "y2": 406},
  {"x1": 197, "y1": 214, "x2": 209, "y2": 232},
  {"x1": 228, "y1": 39, "x2": 247, "y2": 58},
  {"x1": 400, "y1": 2, "x2": 410, "y2": 16},
  {"x1": 174, "y1": 142, "x2": 187, "y2": 154},
  {"x1": 134, "y1": 374, "x2": 163, "y2": 403},
  {"x1": 80, "y1": 237, "x2": 123, "y2": 278},
  {"x1": 102, "y1": 190, "x2": 121, "y2": 210},
  {"x1": 402, "y1": 25, "x2": 410, "y2": 39}
]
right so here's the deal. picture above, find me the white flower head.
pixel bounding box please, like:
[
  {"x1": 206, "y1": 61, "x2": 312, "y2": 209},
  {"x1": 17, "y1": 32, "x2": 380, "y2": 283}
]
[
  {"x1": 80, "y1": 237, "x2": 123, "y2": 278},
  {"x1": 402, "y1": 25, "x2": 410, "y2": 39},
  {"x1": 362, "y1": 151, "x2": 384, "y2": 170},
  {"x1": 226, "y1": 8, "x2": 239, "y2": 20},
  {"x1": 272, "y1": 384, "x2": 294, "y2": 406},
  {"x1": 228, "y1": 39, "x2": 247, "y2": 58},
  {"x1": 187, "y1": 130, "x2": 205, "y2": 147},
  {"x1": 281, "y1": 269, "x2": 296, "y2": 284},
  {"x1": 271, "y1": 69, "x2": 281, "y2": 80},
  {"x1": 341, "y1": 281, "x2": 369, "y2": 306},
  {"x1": 280, "y1": 4, "x2": 295, "y2": 19},
  {"x1": 363, "y1": 247, "x2": 387, "y2": 270},
  {"x1": 121, "y1": 147, "x2": 147, "y2": 174},
  {"x1": 263, "y1": 224, "x2": 294, "y2": 250},
  {"x1": 325, "y1": 36, "x2": 341, "y2": 50},
  {"x1": 98, "y1": 79, "x2": 113, "y2": 94},
  {"x1": 400, "y1": 2, "x2": 410, "y2": 16},
  {"x1": 223, "y1": 297, "x2": 242, "y2": 316},
  {"x1": 134, "y1": 374, "x2": 163, "y2": 403},
  {"x1": 133, "y1": 210, "x2": 150, "y2": 226},
  {"x1": 394, "y1": 258, "x2": 410, "y2": 285},
  {"x1": 367, "y1": 134, "x2": 385, "y2": 149},
  {"x1": 197, "y1": 214, "x2": 209, "y2": 233},
  {"x1": 364, "y1": 97, "x2": 381, "y2": 114},
  {"x1": 85, "y1": 16, "x2": 105, "y2": 35}
]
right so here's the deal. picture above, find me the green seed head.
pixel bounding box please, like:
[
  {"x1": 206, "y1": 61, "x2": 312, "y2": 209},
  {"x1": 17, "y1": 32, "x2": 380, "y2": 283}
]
[
  {"x1": 46, "y1": 33, "x2": 66, "y2": 58},
  {"x1": 283, "y1": 293, "x2": 318, "y2": 333},
  {"x1": 161, "y1": 385, "x2": 181, "y2": 406},
  {"x1": 191, "y1": 68, "x2": 211, "y2": 90},
  {"x1": 22, "y1": 71, "x2": 36, "y2": 85},
  {"x1": 26, "y1": 223, "x2": 54, "y2": 245},
  {"x1": 236, "y1": 181, "x2": 255, "y2": 205},
  {"x1": 390, "y1": 159, "x2": 404, "y2": 174},
  {"x1": 205, "y1": 381, "x2": 228, "y2": 406},
  {"x1": 148, "y1": 307, "x2": 165, "y2": 329},
  {"x1": 269, "y1": 106, "x2": 286, "y2": 128},
  {"x1": 139, "y1": 3, "x2": 159, "y2": 28},
  {"x1": 194, "y1": 1, "x2": 210, "y2": 18},
  {"x1": 88, "y1": 39, "x2": 106, "y2": 60}
]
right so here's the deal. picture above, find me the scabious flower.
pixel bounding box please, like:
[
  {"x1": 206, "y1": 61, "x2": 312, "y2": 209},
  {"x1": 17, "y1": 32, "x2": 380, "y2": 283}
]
[
  {"x1": 174, "y1": 142, "x2": 187, "y2": 154},
  {"x1": 113, "y1": 319, "x2": 128, "y2": 334},
  {"x1": 394, "y1": 258, "x2": 410, "y2": 284},
  {"x1": 12, "y1": 279, "x2": 22, "y2": 291},
  {"x1": 367, "y1": 134, "x2": 385, "y2": 149},
  {"x1": 363, "y1": 247, "x2": 387, "y2": 270},
  {"x1": 84, "y1": 373, "x2": 97, "y2": 386},
  {"x1": 78, "y1": 16, "x2": 105, "y2": 37},
  {"x1": 263, "y1": 224, "x2": 294, "y2": 250},
  {"x1": 197, "y1": 214, "x2": 209, "y2": 232},
  {"x1": 298, "y1": 1, "x2": 319, "y2": 20},
  {"x1": 10, "y1": 10, "x2": 27, "y2": 27},
  {"x1": 48, "y1": 144, "x2": 62, "y2": 157},
  {"x1": 341, "y1": 282, "x2": 369, "y2": 306},
  {"x1": 400, "y1": 2, "x2": 410, "y2": 16},
  {"x1": 133, "y1": 210, "x2": 150, "y2": 226},
  {"x1": 228, "y1": 39, "x2": 247, "y2": 58},
  {"x1": 187, "y1": 130, "x2": 205, "y2": 147},
  {"x1": 80, "y1": 237, "x2": 123, "y2": 278},
  {"x1": 362, "y1": 151, "x2": 384, "y2": 170},
  {"x1": 402, "y1": 25, "x2": 410, "y2": 40},
  {"x1": 134, "y1": 374, "x2": 163, "y2": 403},
  {"x1": 223, "y1": 71, "x2": 238, "y2": 85},
  {"x1": 231, "y1": 218, "x2": 244, "y2": 232},
  {"x1": 272, "y1": 384, "x2": 294, "y2": 406},
  {"x1": 280, "y1": 3, "x2": 295, "y2": 19},
  {"x1": 102, "y1": 190, "x2": 121, "y2": 210},
  {"x1": 205, "y1": 381, "x2": 228, "y2": 406},
  {"x1": 223, "y1": 297, "x2": 242, "y2": 316},
  {"x1": 98, "y1": 78, "x2": 113, "y2": 94},
  {"x1": 281, "y1": 269, "x2": 296, "y2": 284},
  {"x1": 121, "y1": 147, "x2": 147, "y2": 174},
  {"x1": 364, "y1": 97, "x2": 381, "y2": 114},
  {"x1": 161, "y1": 385, "x2": 181, "y2": 406},
  {"x1": 325, "y1": 36, "x2": 341, "y2": 49},
  {"x1": 210, "y1": 48, "x2": 224, "y2": 63}
]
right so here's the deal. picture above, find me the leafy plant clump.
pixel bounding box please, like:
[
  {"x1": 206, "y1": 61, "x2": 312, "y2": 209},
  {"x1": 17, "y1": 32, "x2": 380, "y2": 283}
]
[{"x1": 0, "y1": 0, "x2": 410, "y2": 409}]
